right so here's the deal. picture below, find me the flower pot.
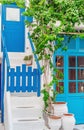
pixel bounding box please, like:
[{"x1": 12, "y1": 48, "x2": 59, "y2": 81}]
[
  {"x1": 24, "y1": 60, "x2": 32, "y2": 66},
  {"x1": 52, "y1": 102, "x2": 68, "y2": 116},
  {"x1": 48, "y1": 115, "x2": 61, "y2": 130},
  {"x1": 61, "y1": 113, "x2": 76, "y2": 130}
]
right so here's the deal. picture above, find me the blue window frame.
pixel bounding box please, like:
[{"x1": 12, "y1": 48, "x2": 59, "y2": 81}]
[{"x1": 54, "y1": 37, "x2": 84, "y2": 96}]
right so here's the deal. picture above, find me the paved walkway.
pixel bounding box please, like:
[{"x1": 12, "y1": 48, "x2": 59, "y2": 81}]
[
  {"x1": 0, "y1": 123, "x2": 84, "y2": 130},
  {"x1": 0, "y1": 112, "x2": 84, "y2": 130},
  {"x1": 0, "y1": 124, "x2": 4, "y2": 130},
  {"x1": 74, "y1": 124, "x2": 84, "y2": 130}
]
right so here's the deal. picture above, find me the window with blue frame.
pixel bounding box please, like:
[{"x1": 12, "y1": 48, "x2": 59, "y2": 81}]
[
  {"x1": 55, "y1": 37, "x2": 84, "y2": 94},
  {"x1": 55, "y1": 56, "x2": 64, "y2": 94}
]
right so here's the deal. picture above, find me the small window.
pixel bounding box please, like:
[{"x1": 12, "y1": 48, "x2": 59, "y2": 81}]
[
  {"x1": 78, "y1": 82, "x2": 84, "y2": 93},
  {"x1": 78, "y1": 57, "x2": 84, "y2": 67},
  {"x1": 78, "y1": 69, "x2": 84, "y2": 80},
  {"x1": 6, "y1": 8, "x2": 20, "y2": 21},
  {"x1": 56, "y1": 82, "x2": 64, "y2": 94},
  {"x1": 56, "y1": 69, "x2": 64, "y2": 80},
  {"x1": 69, "y1": 56, "x2": 76, "y2": 67},
  {"x1": 69, "y1": 69, "x2": 76, "y2": 80},
  {"x1": 56, "y1": 56, "x2": 64, "y2": 67},
  {"x1": 69, "y1": 82, "x2": 76, "y2": 93}
]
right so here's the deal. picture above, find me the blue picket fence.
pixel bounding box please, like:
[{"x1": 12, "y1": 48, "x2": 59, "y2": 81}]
[{"x1": 7, "y1": 65, "x2": 41, "y2": 96}]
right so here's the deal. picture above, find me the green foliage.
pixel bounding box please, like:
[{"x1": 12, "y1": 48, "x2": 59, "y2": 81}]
[
  {"x1": 78, "y1": 33, "x2": 84, "y2": 39},
  {"x1": 41, "y1": 88, "x2": 49, "y2": 110},
  {"x1": 51, "y1": 89, "x2": 58, "y2": 102},
  {"x1": 0, "y1": 0, "x2": 25, "y2": 8},
  {"x1": 23, "y1": 55, "x2": 33, "y2": 61}
]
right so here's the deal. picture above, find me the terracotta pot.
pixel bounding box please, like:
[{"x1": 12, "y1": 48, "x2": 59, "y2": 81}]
[
  {"x1": 24, "y1": 60, "x2": 32, "y2": 66},
  {"x1": 61, "y1": 113, "x2": 76, "y2": 130},
  {"x1": 48, "y1": 115, "x2": 61, "y2": 130},
  {"x1": 52, "y1": 102, "x2": 68, "y2": 116}
]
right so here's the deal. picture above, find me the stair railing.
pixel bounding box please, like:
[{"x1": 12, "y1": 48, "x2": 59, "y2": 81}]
[
  {"x1": 28, "y1": 32, "x2": 42, "y2": 75},
  {"x1": 1, "y1": 32, "x2": 10, "y2": 123}
]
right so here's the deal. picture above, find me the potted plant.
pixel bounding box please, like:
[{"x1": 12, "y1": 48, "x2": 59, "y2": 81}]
[{"x1": 23, "y1": 55, "x2": 33, "y2": 66}]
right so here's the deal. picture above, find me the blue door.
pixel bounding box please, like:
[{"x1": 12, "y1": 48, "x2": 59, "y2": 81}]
[
  {"x1": 2, "y1": 4, "x2": 25, "y2": 52},
  {"x1": 66, "y1": 55, "x2": 84, "y2": 124},
  {"x1": 54, "y1": 37, "x2": 84, "y2": 124}
]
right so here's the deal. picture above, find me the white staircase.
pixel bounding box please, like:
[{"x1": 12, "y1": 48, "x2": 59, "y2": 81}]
[{"x1": 4, "y1": 92, "x2": 46, "y2": 130}]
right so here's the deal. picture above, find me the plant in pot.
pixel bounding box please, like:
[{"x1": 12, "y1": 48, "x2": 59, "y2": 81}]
[{"x1": 23, "y1": 55, "x2": 33, "y2": 66}]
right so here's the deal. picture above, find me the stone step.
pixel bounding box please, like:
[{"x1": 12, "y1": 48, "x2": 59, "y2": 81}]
[
  {"x1": 0, "y1": 123, "x2": 4, "y2": 130},
  {"x1": 12, "y1": 106, "x2": 43, "y2": 119},
  {"x1": 13, "y1": 118, "x2": 45, "y2": 130},
  {"x1": 11, "y1": 92, "x2": 37, "y2": 97},
  {"x1": 11, "y1": 95, "x2": 43, "y2": 108}
]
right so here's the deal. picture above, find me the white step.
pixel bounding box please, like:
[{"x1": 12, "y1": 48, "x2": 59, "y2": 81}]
[
  {"x1": 12, "y1": 106, "x2": 43, "y2": 119},
  {"x1": 13, "y1": 118, "x2": 45, "y2": 130},
  {"x1": 11, "y1": 95, "x2": 43, "y2": 108},
  {"x1": 11, "y1": 92, "x2": 37, "y2": 97},
  {"x1": 5, "y1": 92, "x2": 45, "y2": 130},
  {"x1": 0, "y1": 124, "x2": 4, "y2": 130}
]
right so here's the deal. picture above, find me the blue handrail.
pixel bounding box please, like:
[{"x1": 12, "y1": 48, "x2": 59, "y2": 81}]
[
  {"x1": 2, "y1": 33, "x2": 10, "y2": 69},
  {"x1": 1, "y1": 32, "x2": 10, "y2": 123},
  {"x1": 28, "y1": 32, "x2": 42, "y2": 74}
]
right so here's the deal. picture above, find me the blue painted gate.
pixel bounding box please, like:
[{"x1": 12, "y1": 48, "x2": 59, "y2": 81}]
[
  {"x1": 2, "y1": 4, "x2": 25, "y2": 52},
  {"x1": 7, "y1": 65, "x2": 41, "y2": 95}
]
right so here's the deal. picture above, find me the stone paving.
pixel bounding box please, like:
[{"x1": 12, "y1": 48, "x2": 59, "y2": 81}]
[
  {"x1": 0, "y1": 112, "x2": 84, "y2": 130},
  {"x1": 0, "y1": 124, "x2": 4, "y2": 130},
  {"x1": 74, "y1": 124, "x2": 84, "y2": 130},
  {"x1": 0, "y1": 123, "x2": 84, "y2": 130}
]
